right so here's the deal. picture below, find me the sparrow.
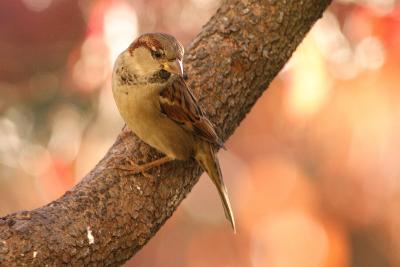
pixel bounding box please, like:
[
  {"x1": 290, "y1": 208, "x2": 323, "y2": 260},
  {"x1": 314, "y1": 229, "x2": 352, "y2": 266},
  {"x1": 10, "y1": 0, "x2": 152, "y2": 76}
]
[{"x1": 112, "y1": 33, "x2": 235, "y2": 232}]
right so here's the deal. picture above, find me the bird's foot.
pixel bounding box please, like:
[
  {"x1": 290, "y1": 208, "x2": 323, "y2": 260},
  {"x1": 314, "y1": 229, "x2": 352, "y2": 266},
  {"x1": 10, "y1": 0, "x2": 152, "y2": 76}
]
[{"x1": 106, "y1": 156, "x2": 172, "y2": 175}]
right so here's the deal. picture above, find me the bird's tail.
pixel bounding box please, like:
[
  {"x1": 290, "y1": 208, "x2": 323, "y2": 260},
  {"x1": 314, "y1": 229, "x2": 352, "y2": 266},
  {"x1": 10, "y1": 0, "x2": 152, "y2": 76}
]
[{"x1": 195, "y1": 140, "x2": 236, "y2": 233}]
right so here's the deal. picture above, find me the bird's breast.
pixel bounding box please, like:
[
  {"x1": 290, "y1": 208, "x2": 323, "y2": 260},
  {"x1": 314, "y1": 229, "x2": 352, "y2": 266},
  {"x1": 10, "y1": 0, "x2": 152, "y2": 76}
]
[{"x1": 112, "y1": 84, "x2": 194, "y2": 160}]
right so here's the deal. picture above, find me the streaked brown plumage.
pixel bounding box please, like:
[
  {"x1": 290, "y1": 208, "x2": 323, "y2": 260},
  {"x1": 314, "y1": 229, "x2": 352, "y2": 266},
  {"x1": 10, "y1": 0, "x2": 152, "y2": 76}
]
[{"x1": 112, "y1": 33, "x2": 235, "y2": 232}]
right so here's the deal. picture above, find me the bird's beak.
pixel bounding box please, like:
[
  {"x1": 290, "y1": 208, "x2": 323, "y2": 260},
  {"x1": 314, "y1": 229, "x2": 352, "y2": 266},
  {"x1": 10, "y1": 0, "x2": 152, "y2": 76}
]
[{"x1": 163, "y1": 59, "x2": 183, "y2": 77}]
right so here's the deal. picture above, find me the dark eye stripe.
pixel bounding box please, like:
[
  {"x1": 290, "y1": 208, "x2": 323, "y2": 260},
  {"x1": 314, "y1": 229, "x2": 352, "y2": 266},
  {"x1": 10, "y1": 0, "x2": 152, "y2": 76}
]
[{"x1": 152, "y1": 50, "x2": 163, "y2": 59}]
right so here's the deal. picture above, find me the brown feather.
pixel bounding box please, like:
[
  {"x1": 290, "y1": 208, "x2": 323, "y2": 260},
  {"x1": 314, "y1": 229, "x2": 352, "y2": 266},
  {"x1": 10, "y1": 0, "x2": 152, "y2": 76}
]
[
  {"x1": 128, "y1": 35, "x2": 162, "y2": 54},
  {"x1": 194, "y1": 139, "x2": 236, "y2": 232},
  {"x1": 128, "y1": 33, "x2": 184, "y2": 61},
  {"x1": 159, "y1": 76, "x2": 224, "y2": 148}
]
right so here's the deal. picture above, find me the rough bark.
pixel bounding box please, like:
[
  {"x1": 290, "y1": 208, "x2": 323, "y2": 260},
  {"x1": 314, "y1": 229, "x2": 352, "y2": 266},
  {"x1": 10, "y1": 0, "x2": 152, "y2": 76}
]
[{"x1": 0, "y1": 0, "x2": 332, "y2": 266}]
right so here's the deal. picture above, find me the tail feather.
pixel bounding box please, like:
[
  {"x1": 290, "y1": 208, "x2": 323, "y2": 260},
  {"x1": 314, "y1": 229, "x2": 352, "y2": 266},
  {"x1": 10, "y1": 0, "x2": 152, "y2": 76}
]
[{"x1": 195, "y1": 140, "x2": 236, "y2": 233}]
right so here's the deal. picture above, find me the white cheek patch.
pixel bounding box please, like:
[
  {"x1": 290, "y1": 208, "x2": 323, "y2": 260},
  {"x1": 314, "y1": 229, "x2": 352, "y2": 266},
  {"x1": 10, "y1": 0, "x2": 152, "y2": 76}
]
[{"x1": 126, "y1": 47, "x2": 160, "y2": 76}]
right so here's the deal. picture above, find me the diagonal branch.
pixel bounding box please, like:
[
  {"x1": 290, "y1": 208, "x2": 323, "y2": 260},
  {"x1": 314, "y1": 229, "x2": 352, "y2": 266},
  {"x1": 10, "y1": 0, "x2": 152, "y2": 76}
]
[{"x1": 0, "y1": 0, "x2": 332, "y2": 266}]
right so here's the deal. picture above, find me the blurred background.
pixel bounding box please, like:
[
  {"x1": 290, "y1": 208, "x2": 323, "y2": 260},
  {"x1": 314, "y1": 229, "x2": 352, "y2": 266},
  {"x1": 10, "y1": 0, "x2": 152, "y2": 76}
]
[{"x1": 0, "y1": 0, "x2": 399, "y2": 266}]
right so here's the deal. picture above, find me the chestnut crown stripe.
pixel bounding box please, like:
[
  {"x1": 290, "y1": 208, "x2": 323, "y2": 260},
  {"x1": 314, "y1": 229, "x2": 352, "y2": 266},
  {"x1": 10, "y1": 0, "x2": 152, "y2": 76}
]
[
  {"x1": 128, "y1": 36, "x2": 163, "y2": 53},
  {"x1": 127, "y1": 33, "x2": 184, "y2": 61}
]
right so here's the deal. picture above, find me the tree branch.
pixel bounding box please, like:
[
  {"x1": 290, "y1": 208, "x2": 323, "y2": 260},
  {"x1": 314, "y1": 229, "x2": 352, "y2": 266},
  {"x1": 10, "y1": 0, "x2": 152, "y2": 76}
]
[{"x1": 0, "y1": 0, "x2": 332, "y2": 265}]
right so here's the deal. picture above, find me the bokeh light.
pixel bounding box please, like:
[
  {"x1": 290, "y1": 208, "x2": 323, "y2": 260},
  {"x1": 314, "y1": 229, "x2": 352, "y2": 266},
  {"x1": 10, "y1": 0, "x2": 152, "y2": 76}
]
[
  {"x1": 1, "y1": 0, "x2": 400, "y2": 266},
  {"x1": 21, "y1": 0, "x2": 53, "y2": 12},
  {"x1": 103, "y1": 0, "x2": 138, "y2": 65}
]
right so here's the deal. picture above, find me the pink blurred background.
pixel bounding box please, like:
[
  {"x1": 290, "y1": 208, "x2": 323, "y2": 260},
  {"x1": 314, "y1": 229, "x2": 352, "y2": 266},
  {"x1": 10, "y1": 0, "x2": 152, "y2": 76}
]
[{"x1": 1, "y1": 0, "x2": 400, "y2": 266}]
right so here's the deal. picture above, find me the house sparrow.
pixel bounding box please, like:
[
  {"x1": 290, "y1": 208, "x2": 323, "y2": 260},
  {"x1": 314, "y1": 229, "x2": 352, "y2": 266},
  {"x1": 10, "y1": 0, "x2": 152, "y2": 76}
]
[{"x1": 112, "y1": 33, "x2": 235, "y2": 232}]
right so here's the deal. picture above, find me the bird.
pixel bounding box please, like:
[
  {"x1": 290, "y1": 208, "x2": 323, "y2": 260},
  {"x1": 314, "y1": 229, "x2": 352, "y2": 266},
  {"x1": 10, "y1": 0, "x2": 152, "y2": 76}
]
[{"x1": 112, "y1": 32, "x2": 235, "y2": 232}]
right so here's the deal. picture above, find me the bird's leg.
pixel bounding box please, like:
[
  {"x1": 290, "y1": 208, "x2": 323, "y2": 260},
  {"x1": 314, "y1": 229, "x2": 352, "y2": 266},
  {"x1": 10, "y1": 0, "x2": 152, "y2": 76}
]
[
  {"x1": 109, "y1": 156, "x2": 172, "y2": 174},
  {"x1": 136, "y1": 156, "x2": 172, "y2": 172}
]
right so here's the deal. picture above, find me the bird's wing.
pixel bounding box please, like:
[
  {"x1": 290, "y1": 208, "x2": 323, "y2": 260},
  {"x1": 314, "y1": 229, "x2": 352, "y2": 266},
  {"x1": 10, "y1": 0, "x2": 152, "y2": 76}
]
[{"x1": 159, "y1": 76, "x2": 224, "y2": 148}]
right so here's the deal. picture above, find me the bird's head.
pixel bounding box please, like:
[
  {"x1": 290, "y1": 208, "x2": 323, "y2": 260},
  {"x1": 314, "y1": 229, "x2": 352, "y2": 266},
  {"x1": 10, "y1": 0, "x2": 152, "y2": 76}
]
[{"x1": 119, "y1": 33, "x2": 184, "y2": 79}]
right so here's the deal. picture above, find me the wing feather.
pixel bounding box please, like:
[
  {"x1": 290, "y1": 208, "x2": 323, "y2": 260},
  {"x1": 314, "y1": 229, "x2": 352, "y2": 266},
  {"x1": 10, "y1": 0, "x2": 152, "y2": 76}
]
[{"x1": 159, "y1": 76, "x2": 224, "y2": 148}]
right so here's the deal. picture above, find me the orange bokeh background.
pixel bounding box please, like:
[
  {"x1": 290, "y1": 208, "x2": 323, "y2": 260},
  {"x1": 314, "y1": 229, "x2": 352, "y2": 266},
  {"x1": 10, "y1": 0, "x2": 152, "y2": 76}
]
[{"x1": 1, "y1": 0, "x2": 400, "y2": 266}]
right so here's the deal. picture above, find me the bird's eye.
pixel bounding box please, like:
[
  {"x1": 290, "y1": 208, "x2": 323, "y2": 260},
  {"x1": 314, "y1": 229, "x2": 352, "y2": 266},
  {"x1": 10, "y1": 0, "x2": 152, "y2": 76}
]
[{"x1": 152, "y1": 50, "x2": 162, "y2": 59}]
